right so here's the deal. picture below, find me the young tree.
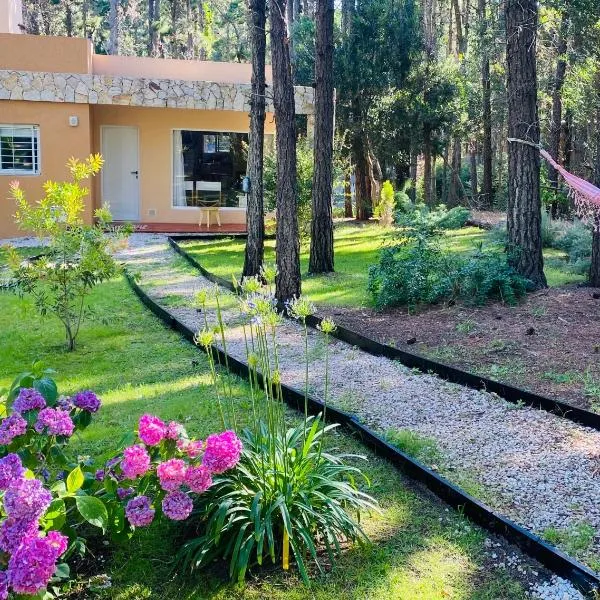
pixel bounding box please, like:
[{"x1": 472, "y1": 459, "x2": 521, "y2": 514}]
[
  {"x1": 505, "y1": 0, "x2": 546, "y2": 288},
  {"x1": 242, "y1": 0, "x2": 267, "y2": 278},
  {"x1": 309, "y1": 0, "x2": 335, "y2": 274},
  {"x1": 270, "y1": 0, "x2": 301, "y2": 301}
]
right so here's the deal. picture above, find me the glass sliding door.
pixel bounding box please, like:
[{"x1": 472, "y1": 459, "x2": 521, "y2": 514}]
[{"x1": 172, "y1": 130, "x2": 248, "y2": 208}]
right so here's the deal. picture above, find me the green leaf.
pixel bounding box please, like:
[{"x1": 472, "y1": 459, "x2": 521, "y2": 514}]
[
  {"x1": 66, "y1": 466, "x2": 84, "y2": 493},
  {"x1": 34, "y1": 376, "x2": 58, "y2": 405},
  {"x1": 53, "y1": 562, "x2": 70, "y2": 580},
  {"x1": 44, "y1": 498, "x2": 66, "y2": 530},
  {"x1": 75, "y1": 495, "x2": 108, "y2": 531}
]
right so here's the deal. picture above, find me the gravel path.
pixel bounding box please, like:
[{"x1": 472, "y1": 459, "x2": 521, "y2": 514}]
[{"x1": 119, "y1": 234, "x2": 598, "y2": 599}]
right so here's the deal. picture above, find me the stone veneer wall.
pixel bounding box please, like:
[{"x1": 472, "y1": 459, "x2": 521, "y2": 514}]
[{"x1": 0, "y1": 70, "x2": 314, "y2": 115}]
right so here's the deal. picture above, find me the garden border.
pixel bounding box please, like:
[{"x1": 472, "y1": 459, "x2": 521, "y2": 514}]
[
  {"x1": 167, "y1": 235, "x2": 600, "y2": 432},
  {"x1": 125, "y1": 268, "x2": 600, "y2": 596}
]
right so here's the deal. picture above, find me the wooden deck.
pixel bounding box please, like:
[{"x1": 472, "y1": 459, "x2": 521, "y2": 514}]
[{"x1": 117, "y1": 222, "x2": 247, "y2": 234}]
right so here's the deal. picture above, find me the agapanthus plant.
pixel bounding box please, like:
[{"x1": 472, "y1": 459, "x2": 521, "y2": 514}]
[{"x1": 181, "y1": 273, "x2": 378, "y2": 583}]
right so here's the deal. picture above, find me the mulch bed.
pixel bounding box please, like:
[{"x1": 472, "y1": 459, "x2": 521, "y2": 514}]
[{"x1": 319, "y1": 285, "x2": 600, "y2": 411}]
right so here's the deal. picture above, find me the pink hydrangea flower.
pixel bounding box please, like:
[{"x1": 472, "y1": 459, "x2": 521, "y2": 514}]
[
  {"x1": 138, "y1": 414, "x2": 167, "y2": 446},
  {"x1": 162, "y1": 490, "x2": 193, "y2": 521},
  {"x1": 0, "y1": 454, "x2": 24, "y2": 490},
  {"x1": 176, "y1": 438, "x2": 204, "y2": 458},
  {"x1": 0, "y1": 413, "x2": 27, "y2": 446},
  {"x1": 121, "y1": 445, "x2": 151, "y2": 480},
  {"x1": 7, "y1": 531, "x2": 67, "y2": 595},
  {"x1": 0, "y1": 518, "x2": 39, "y2": 553},
  {"x1": 185, "y1": 465, "x2": 212, "y2": 494},
  {"x1": 125, "y1": 495, "x2": 155, "y2": 527},
  {"x1": 34, "y1": 408, "x2": 74, "y2": 437},
  {"x1": 13, "y1": 388, "x2": 46, "y2": 413},
  {"x1": 202, "y1": 431, "x2": 243, "y2": 474},
  {"x1": 4, "y1": 478, "x2": 52, "y2": 522},
  {"x1": 156, "y1": 459, "x2": 187, "y2": 491},
  {"x1": 165, "y1": 421, "x2": 186, "y2": 440}
]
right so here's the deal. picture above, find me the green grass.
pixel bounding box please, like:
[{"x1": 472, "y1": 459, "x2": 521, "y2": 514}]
[
  {"x1": 0, "y1": 270, "x2": 529, "y2": 598},
  {"x1": 182, "y1": 225, "x2": 393, "y2": 308},
  {"x1": 181, "y1": 224, "x2": 585, "y2": 311}
]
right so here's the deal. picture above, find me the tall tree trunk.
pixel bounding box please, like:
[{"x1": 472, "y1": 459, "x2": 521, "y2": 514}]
[
  {"x1": 506, "y1": 0, "x2": 546, "y2": 288},
  {"x1": 309, "y1": 0, "x2": 335, "y2": 273},
  {"x1": 469, "y1": 141, "x2": 478, "y2": 201},
  {"x1": 344, "y1": 174, "x2": 353, "y2": 217},
  {"x1": 148, "y1": 0, "x2": 160, "y2": 56},
  {"x1": 589, "y1": 74, "x2": 600, "y2": 287},
  {"x1": 479, "y1": 0, "x2": 493, "y2": 207},
  {"x1": 409, "y1": 143, "x2": 418, "y2": 202},
  {"x1": 108, "y1": 0, "x2": 120, "y2": 55},
  {"x1": 341, "y1": 0, "x2": 353, "y2": 37},
  {"x1": 270, "y1": 0, "x2": 301, "y2": 301},
  {"x1": 548, "y1": 11, "x2": 569, "y2": 218},
  {"x1": 423, "y1": 125, "x2": 432, "y2": 206},
  {"x1": 65, "y1": 2, "x2": 73, "y2": 36},
  {"x1": 448, "y1": 138, "x2": 461, "y2": 206},
  {"x1": 243, "y1": 0, "x2": 267, "y2": 278}
]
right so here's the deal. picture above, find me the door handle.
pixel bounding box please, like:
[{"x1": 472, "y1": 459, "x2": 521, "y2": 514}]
[{"x1": 130, "y1": 170, "x2": 139, "y2": 178}]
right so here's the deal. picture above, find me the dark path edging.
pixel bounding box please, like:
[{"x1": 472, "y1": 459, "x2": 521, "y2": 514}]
[
  {"x1": 125, "y1": 268, "x2": 599, "y2": 596},
  {"x1": 168, "y1": 236, "x2": 600, "y2": 433}
]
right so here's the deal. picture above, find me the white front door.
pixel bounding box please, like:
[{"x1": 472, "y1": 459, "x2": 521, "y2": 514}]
[{"x1": 101, "y1": 126, "x2": 140, "y2": 221}]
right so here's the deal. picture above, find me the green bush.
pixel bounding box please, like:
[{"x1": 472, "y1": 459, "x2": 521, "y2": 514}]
[
  {"x1": 395, "y1": 203, "x2": 471, "y2": 232},
  {"x1": 368, "y1": 231, "x2": 528, "y2": 310},
  {"x1": 374, "y1": 180, "x2": 395, "y2": 227}
]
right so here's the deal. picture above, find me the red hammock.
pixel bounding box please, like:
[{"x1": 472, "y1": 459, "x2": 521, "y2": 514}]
[{"x1": 508, "y1": 138, "x2": 600, "y2": 225}]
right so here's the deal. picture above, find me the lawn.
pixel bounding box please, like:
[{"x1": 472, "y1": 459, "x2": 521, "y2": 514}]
[
  {"x1": 0, "y1": 263, "x2": 529, "y2": 599},
  {"x1": 180, "y1": 224, "x2": 585, "y2": 309}
]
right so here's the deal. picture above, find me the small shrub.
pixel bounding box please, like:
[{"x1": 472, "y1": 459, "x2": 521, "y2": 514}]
[
  {"x1": 395, "y1": 203, "x2": 470, "y2": 232},
  {"x1": 368, "y1": 230, "x2": 528, "y2": 309},
  {"x1": 373, "y1": 180, "x2": 395, "y2": 227}
]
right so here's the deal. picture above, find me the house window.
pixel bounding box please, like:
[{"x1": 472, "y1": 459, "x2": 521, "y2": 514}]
[
  {"x1": 0, "y1": 125, "x2": 40, "y2": 175},
  {"x1": 173, "y1": 130, "x2": 248, "y2": 208}
]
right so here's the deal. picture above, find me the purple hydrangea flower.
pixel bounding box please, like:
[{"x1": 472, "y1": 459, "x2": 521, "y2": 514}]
[
  {"x1": 71, "y1": 390, "x2": 101, "y2": 413},
  {"x1": 125, "y1": 495, "x2": 155, "y2": 527},
  {"x1": 13, "y1": 388, "x2": 46, "y2": 413},
  {"x1": 117, "y1": 487, "x2": 135, "y2": 500},
  {"x1": 121, "y1": 445, "x2": 150, "y2": 480},
  {"x1": 0, "y1": 570, "x2": 7, "y2": 600},
  {"x1": 34, "y1": 408, "x2": 74, "y2": 437},
  {"x1": 0, "y1": 518, "x2": 39, "y2": 553},
  {"x1": 7, "y1": 531, "x2": 68, "y2": 595},
  {"x1": 162, "y1": 490, "x2": 193, "y2": 521},
  {"x1": 4, "y1": 478, "x2": 52, "y2": 522},
  {"x1": 0, "y1": 413, "x2": 27, "y2": 446},
  {"x1": 202, "y1": 431, "x2": 243, "y2": 474},
  {"x1": 0, "y1": 454, "x2": 24, "y2": 490}
]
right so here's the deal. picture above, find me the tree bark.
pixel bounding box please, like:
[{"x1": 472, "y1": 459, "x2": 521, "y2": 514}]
[
  {"x1": 344, "y1": 174, "x2": 353, "y2": 217},
  {"x1": 548, "y1": 11, "x2": 569, "y2": 218},
  {"x1": 243, "y1": 0, "x2": 267, "y2": 278},
  {"x1": 108, "y1": 0, "x2": 120, "y2": 55},
  {"x1": 65, "y1": 2, "x2": 73, "y2": 36},
  {"x1": 478, "y1": 0, "x2": 493, "y2": 207},
  {"x1": 469, "y1": 141, "x2": 478, "y2": 201},
  {"x1": 589, "y1": 74, "x2": 600, "y2": 287},
  {"x1": 270, "y1": 0, "x2": 301, "y2": 301},
  {"x1": 148, "y1": 0, "x2": 160, "y2": 56},
  {"x1": 353, "y1": 122, "x2": 372, "y2": 220},
  {"x1": 505, "y1": 0, "x2": 547, "y2": 288},
  {"x1": 409, "y1": 142, "x2": 418, "y2": 202},
  {"x1": 309, "y1": 0, "x2": 335, "y2": 273},
  {"x1": 423, "y1": 125, "x2": 432, "y2": 206},
  {"x1": 448, "y1": 138, "x2": 461, "y2": 206}
]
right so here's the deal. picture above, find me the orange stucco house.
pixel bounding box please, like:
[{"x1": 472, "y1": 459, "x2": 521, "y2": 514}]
[{"x1": 0, "y1": 1, "x2": 314, "y2": 238}]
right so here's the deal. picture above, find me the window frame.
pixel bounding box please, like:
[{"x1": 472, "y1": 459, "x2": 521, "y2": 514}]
[{"x1": 0, "y1": 124, "x2": 41, "y2": 176}]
